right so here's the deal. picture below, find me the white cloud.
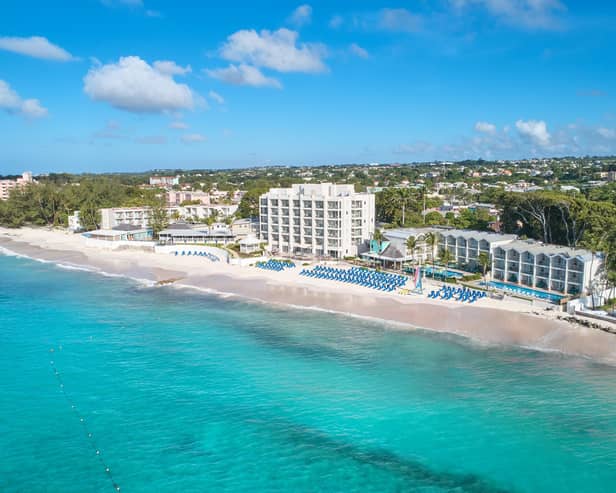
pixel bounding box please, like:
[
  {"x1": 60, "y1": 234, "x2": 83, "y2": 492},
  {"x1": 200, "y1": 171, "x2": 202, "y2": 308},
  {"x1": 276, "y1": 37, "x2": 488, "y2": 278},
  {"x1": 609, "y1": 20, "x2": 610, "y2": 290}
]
[
  {"x1": 451, "y1": 0, "x2": 566, "y2": 30},
  {"x1": 208, "y1": 90, "x2": 225, "y2": 104},
  {"x1": 597, "y1": 127, "x2": 616, "y2": 139},
  {"x1": 516, "y1": 119, "x2": 551, "y2": 146},
  {"x1": 169, "y1": 121, "x2": 189, "y2": 129},
  {"x1": 475, "y1": 121, "x2": 496, "y2": 134},
  {"x1": 329, "y1": 8, "x2": 422, "y2": 33},
  {"x1": 153, "y1": 60, "x2": 191, "y2": 76},
  {"x1": 20, "y1": 98, "x2": 48, "y2": 118},
  {"x1": 181, "y1": 133, "x2": 206, "y2": 143},
  {"x1": 205, "y1": 64, "x2": 282, "y2": 88},
  {"x1": 0, "y1": 36, "x2": 75, "y2": 61},
  {"x1": 83, "y1": 56, "x2": 199, "y2": 113},
  {"x1": 377, "y1": 8, "x2": 422, "y2": 33},
  {"x1": 394, "y1": 120, "x2": 616, "y2": 161},
  {"x1": 0, "y1": 79, "x2": 48, "y2": 119},
  {"x1": 219, "y1": 28, "x2": 327, "y2": 73},
  {"x1": 288, "y1": 4, "x2": 312, "y2": 27},
  {"x1": 329, "y1": 15, "x2": 344, "y2": 28},
  {"x1": 349, "y1": 43, "x2": 370, "y2": 59}
]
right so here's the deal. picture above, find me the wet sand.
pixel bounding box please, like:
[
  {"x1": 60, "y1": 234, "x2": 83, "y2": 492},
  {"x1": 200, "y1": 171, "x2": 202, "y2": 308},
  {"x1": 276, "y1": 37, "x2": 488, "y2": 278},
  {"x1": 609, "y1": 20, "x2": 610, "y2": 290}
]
[{"x1": 2, "y1": 226, "x2": 616, "y2": 364}]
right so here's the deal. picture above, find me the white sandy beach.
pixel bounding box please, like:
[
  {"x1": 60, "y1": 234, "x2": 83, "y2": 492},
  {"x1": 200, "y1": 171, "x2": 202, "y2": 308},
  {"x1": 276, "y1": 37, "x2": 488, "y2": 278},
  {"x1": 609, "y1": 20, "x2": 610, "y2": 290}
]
[{"x1": 2, "y1": 226, "x2": 616, "y2": 364}]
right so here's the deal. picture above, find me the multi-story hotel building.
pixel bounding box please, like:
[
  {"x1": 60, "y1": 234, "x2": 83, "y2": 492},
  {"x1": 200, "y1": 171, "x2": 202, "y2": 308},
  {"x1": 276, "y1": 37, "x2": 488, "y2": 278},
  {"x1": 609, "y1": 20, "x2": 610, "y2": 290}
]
[
  {"x1": 0, "y1": 171, "x2": 34, "y2": 200},
  {"x1": 438, "y1": 229, "x2": 517, "y2": 271},
  {"x1": 259, "y1": 183, "x2": 375, "y2": 258},
  {"x1": 99, "y1": 204, "x2": 238, "y2": 230},
  {"x1": 492, "y1": 241, "x2": 597, "y2": 296}
]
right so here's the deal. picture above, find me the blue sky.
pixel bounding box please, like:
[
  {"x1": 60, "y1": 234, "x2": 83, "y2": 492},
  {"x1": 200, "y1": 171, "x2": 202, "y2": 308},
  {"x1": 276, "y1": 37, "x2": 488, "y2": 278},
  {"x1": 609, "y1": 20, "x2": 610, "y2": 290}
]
[{"x1": 1, "y1": 0, "x2": 616, "y2": 174}]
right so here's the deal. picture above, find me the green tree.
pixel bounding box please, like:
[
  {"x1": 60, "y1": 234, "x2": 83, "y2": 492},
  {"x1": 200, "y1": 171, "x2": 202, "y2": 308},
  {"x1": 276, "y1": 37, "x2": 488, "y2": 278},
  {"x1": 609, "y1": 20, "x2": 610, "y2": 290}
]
[
  {"x1": 439, "y1": 248, "x2": 453, "y2": 268},
  {"x1": 237, "y1": 189, "x2": 267, "y2": 218},
  {"x1": 424, "y1": 232, "x2": 437, "y2": 276},
  {"x1": 405, "y1": 235, "x2": 417, "y2": 259},
  {"x1": 477, "y1": 252, "x2": 490, "y2": 286},
  {"x1": 148, "y1": 202, "x2": 169, "y2": 238}
]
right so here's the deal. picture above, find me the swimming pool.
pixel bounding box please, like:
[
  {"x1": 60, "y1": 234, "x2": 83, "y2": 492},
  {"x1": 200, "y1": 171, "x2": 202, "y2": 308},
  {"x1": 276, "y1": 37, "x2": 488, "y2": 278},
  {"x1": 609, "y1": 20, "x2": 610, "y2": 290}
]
[
  {"x1": 421, "y1": 267, "x2": 464, "y2": 279},
  {"x1": 485, "y1": 280, "x2": 565, "y2": 303}
]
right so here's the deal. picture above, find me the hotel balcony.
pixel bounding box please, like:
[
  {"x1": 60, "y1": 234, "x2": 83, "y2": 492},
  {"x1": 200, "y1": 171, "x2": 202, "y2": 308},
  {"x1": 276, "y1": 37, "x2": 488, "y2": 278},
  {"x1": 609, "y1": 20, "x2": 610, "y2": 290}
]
[{"x1": 521, "y1": 275, "x2": 533, "y2": 287}]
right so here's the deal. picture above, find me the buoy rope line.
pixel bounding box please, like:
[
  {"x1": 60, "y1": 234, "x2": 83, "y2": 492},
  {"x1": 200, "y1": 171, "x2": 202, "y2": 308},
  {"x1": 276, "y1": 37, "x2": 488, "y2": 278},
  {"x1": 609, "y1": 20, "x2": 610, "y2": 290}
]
[{"x1": 50, "y1": 349, "x2": 121, "y2": 492}]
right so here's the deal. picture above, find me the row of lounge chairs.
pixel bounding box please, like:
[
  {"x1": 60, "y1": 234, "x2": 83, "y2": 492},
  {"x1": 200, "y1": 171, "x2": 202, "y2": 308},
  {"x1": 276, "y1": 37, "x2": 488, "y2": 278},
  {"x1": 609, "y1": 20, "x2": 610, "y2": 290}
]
[
  {"x1": 427, "y1": 286, "x2": 486, "y2": 304},
  {"x1": 255, "y1": 259, "x2": 296, "y2": 272},
  {"x1": 300, "y1": 265, "x2": 407, "y2": 292},
  {"x1": 173, "y1": 250, "x2": 220, "y2": 262}
]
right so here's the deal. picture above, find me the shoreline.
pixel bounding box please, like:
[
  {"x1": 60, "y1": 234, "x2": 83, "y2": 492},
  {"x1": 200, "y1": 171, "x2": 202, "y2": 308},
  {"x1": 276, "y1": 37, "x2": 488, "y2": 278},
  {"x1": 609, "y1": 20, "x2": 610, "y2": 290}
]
[{"x1": 2, "y1": 226, "x2": 616, "y2": 365}]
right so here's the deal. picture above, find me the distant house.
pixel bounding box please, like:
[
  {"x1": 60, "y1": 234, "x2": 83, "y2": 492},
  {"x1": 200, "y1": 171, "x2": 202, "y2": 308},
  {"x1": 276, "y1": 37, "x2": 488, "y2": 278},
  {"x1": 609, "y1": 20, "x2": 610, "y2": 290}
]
[{"x1": 149, "y1": 175, "x2": 179, "y2": 187}]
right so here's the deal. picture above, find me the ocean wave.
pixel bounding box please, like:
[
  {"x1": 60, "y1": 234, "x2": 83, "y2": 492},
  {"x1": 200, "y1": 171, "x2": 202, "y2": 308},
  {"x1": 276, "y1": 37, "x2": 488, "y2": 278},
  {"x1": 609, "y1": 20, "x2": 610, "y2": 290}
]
[
  {"x1": 0, "y1": 244, "x2": 156, "y2": 288},
  {"x1": 0, "y1": 245, "x2": 31, "y2": 259}
]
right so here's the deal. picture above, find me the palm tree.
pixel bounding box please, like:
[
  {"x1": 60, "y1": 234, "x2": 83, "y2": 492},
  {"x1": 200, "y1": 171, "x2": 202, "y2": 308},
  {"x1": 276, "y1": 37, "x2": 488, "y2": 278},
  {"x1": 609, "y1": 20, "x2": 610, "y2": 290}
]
[
  {"x1": 424, "y1": 232, "x2": 436, "y2": 277},
  {"x1": 373, "y1": 229, "x2": 384, "y2": 251},
  {"x1": 405, "y1": 235, "x2": 417, "y2": 274},
  {"x1": 439, "y1": 248, "x2": 452, "y2": 269},
  {"x1": 477, "y1": 252, "x2": 490, "y2": 288}
]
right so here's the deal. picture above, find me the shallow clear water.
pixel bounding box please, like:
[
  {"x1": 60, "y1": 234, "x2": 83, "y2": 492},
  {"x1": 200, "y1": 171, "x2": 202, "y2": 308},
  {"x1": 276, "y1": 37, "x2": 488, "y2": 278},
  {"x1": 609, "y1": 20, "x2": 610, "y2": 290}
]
[{"x1": 1, "y1": 253, "x2": 616, "y2": 492}]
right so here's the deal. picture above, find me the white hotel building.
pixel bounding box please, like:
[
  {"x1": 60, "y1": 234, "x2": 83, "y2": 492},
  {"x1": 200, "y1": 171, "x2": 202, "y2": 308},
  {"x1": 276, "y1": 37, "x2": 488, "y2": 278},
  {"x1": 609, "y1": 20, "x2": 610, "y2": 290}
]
[
  {"x1": 492, "y1": 241, "x2": 598, "y2": 296},
  {"x1": 438, "y1": 229, "x2": 518, "y2": 271},
  {"x1": 99, "y1": 204, "x2": 238, "y2": 230},
  {"x1": 259, "y1": 183, "x2": 375, "y2": 258}
]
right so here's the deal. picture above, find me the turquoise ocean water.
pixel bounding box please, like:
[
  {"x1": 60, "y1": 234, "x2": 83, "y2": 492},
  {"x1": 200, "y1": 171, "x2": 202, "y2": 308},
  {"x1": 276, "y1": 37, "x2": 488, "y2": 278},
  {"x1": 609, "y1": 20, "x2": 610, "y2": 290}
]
[{"x1": 1, "y1": 252, "x2": 616, "y2": 492}]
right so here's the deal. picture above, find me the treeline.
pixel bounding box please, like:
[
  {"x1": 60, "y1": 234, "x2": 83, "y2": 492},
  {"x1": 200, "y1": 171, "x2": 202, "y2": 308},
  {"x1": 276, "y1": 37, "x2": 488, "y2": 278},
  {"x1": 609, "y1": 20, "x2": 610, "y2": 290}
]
[
  {"x1": 375, "y1": 188, "x2": 494, "y2": 230},
  {"x1": 0, "y1": 178, "x2": 160, "y2": 230}
]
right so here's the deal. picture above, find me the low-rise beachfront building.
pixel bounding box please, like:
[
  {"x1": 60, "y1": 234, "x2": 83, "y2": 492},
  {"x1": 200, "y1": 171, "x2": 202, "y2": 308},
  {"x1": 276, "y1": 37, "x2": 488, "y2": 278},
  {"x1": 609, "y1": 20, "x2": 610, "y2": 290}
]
[
  {"x1": 239, "y1": 235, "x2": 261, "y2": 254},
  {"x1": 182, "y1": 204, "x2": 238, "y2": 221},
  {"x1": 83, "y1": 224, "x2": 153, "y2": 242},
  {"x1": 231, "y1": 218, "x2": 259, "y2": 239},
  {"x1": 492, "y1": 240, "x2": 599, "y2": 296},
  {"x1": 100, "y1": 204, "x2": 238, "y2": 230},
  {"x1": 157, "y1": 223, "x2": 235, "y2": 246},
  {"x1": 101, "y1": 207, "x2": 157, "y2": 229},
  {"x1": 438, "y1": 229, "x2": 517, "y2": 271},
  {"x1": 259, "y1": 183, "x2": 375, "y2": 258},
  {"x1": 361, "y1": 227, "x2": 440, "y2": 267}
]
